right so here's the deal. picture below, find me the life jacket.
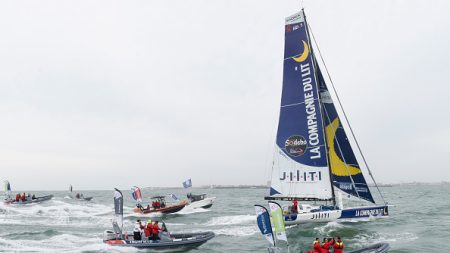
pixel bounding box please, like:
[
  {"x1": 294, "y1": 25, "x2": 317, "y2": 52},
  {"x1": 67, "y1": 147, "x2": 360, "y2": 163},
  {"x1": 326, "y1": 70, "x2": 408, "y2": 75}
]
[
  {"x1": 133, "y1": 223, "x2": 141, "y2": 232},
  {"x1": 334, "y1": 241, "x2": 344, "y2": 253},
  {"x1": 21, "y1": 194, "x2": 26, "y2": 201},
  {"x1": 152, "y1": 224, "x2": 160, "y2": 235},
  {"x1": 16, "y1": 194, "x2": 20, "y2": 201},
  {"x1": 313, "y1": 240, "x2": 321, "y2": 253},
  {"x1": 144, "y1": 224, "x2": 152, "y2": 237},
  {"x1": 322, "y1": 239, "x2": 334, "y2": 253}
]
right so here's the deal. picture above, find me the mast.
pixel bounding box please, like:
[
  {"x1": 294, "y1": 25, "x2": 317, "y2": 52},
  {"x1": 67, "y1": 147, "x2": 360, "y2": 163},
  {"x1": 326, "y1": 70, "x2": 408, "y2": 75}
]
[{"x1": 302, "y1": 9, "x2": 336, "y2": 206}]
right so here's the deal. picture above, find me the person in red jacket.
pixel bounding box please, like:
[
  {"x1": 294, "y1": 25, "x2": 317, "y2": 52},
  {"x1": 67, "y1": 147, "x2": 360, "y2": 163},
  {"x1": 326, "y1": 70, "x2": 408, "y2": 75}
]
[
  {"x1": 312, "y1": 238, "x2": 321, "y2": 253},
  {"x1": 321, "y1": 238, "x2": 334, "y2": 253},
  {"x1": 144, "y1": 220, "x2": 152, "y2": 240},
  {"x1": 334, "y1": 237, "x2": 344, "y2": 253},
  {"x1": 21, "y1": 193, "x2": 27, "y2": 201},
  {"x1": 15, "y1": 194, "x2": 20, "y2": 202},
  {"x1": 152, "y1": 221, "x2": 161, "y2": 240}
]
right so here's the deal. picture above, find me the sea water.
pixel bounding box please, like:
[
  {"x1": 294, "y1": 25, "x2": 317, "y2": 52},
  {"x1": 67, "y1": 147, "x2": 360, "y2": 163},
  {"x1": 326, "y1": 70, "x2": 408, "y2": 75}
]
[{"x1": 0, "y1": 184, "x2": 449, "y2": 252}]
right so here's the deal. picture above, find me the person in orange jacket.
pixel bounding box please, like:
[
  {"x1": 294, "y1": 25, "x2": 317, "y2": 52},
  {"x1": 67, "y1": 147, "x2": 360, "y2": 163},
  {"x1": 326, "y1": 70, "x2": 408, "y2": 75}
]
[
  {"x1": 321, "y1": 238, "x2": 334, "y2": 253},
  {"x1": 15, "y1": 194, "x2": 20, "y2": 202},
  {"x1": 334, "y1": 237, "x2": 344, "y2": 253},
  {"x1": 312, "y1": 238, "x2": 321, "y2": 253}
]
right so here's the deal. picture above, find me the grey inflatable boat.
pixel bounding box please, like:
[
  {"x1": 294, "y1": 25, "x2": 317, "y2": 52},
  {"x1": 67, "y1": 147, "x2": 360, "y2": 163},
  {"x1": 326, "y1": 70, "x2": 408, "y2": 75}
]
[{"x1": 103, "y1": 230, "x2": 215, "y2": 249}]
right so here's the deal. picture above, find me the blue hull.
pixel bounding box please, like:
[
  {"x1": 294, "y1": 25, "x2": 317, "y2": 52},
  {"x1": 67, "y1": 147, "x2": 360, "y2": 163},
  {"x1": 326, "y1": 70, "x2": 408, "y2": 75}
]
[{"x1": 284, "y1": 205, "x2": 389, "y2": 224}]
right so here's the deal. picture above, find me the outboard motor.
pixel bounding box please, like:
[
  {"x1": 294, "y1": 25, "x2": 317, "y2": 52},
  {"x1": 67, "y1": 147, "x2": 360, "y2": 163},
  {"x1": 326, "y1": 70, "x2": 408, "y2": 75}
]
[{"x1": 103, "y1": 230, "x2": 116, "y2": 241}]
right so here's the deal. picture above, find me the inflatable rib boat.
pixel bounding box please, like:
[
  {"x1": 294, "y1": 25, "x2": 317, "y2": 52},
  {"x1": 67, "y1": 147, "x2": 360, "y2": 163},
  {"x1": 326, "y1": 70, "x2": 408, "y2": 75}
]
[
  {"x1": 104, "y1": 231, "x2": 215, "y2": 249},
  {"x1": 4, "y1": 195, "x2": 54, "y2": 205}
]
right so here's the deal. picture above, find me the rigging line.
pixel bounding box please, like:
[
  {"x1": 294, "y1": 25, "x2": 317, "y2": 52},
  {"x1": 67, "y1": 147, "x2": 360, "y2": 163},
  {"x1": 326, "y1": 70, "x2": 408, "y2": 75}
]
[
  {"x1": 307, "y1": 23, "x2": 387, "y2": 205},
  {"x1": 321, "y1": 98, "x2": 362, "y2": 201}
]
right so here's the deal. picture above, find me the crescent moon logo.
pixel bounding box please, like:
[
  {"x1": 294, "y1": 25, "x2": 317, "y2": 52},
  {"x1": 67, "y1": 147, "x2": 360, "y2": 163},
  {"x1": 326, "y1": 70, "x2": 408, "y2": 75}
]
[
  {"x1": 292, "y1": 40, "x2": 309, "y2": 63},
  {"x1": 325, "y1": 118, "x2": 362, "y2": 177}
]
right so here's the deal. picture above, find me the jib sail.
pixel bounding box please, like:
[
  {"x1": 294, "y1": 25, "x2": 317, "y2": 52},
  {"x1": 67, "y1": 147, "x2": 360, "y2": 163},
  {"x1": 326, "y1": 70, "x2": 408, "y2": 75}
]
[{"x1": 317, "y1": 69, "x2": 375, "y2": 203}]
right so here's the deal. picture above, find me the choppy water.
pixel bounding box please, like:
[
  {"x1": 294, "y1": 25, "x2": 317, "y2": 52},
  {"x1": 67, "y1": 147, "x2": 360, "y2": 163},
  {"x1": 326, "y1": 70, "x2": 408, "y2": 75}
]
[{"x1": 0, "y1": 184, "x2": 448, "y2": 252}]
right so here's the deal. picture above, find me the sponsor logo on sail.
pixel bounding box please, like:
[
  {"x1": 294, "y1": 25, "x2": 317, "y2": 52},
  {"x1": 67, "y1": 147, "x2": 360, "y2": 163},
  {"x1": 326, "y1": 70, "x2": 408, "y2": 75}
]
[
  {"x1": 285, "y1": 135, "x2": 307, "y2": 157},
  {"x1": 279, "y1": 170, "x2": 322, "y2": 182}
]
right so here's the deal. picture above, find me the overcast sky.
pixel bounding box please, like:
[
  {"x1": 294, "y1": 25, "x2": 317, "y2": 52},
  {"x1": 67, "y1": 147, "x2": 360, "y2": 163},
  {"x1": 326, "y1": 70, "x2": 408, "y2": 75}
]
[{"x1": 1, "y1": 0, "x2": 449, "y2": 190}]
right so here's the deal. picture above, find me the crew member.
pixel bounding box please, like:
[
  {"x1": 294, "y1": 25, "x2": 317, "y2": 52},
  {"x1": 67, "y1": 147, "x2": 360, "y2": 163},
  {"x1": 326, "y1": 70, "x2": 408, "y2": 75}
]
[
  {"x1": 312, "y1": 238, "x2": 321, "y2": 253},
  {"x1": 133, "y1": 220, "x2": 142, "y2": 240},
  {"x1": 291, "y1": 200, "x2": 298, "y2": 213},
  {"x1": 15, "y1": 194, "x2": 20, "y2": 202},
  {"x1": 321, "y1": 238, "x2": 334, "y2": 253},
  {"x1": 152, "y1": 221, "x2": 161, "y2": 240},
  {"x1": 144, "y1": 220, "x2": 152, "y2": 240},
  {"x1": 334, "y1": 237, "x2": 344, "y2": 253},
  {"x1": 21, "y1": 193, "x2": 27, "y2": 201}
]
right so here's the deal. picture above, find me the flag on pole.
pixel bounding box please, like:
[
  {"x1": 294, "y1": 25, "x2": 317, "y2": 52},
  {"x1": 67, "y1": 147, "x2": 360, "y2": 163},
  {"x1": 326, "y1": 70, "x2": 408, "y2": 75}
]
[
  {"x1": 268, "y1": 201, "x2": 288, "y2": 242},
  {"x1": 169, "y1": 194, "x2": 180, "y2": 202},
  {"x1": 113, "y1": 188, "x2": 124, "y2": 231},
  {"x1": 131, "y1": 186, "x2": 142, "y2": 203},
  {"x1": 182, "y1": 179, "x2": 192, "y2": 188},
  {"x1": 254, "y1": 205, "x2": 275, "y2": 246}
]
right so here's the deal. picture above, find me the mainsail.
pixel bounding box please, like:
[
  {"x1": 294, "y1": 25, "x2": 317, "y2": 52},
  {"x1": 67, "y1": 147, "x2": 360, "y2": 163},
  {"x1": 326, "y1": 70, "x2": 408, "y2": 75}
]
[
  {"x1": 267, "y1": 11, "x2": 333, "y2": 201},
  {"x1": 267, "y1": 10, "x2": 375, "y2": 204},
  {"x1": 317, "y1": 69, "x2": 374, "y2": 203}
]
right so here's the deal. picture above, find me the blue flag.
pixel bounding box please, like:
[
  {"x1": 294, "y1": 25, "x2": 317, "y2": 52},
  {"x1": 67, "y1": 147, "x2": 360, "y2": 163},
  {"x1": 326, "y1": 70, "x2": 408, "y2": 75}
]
[
  {"x1": 254, "y1": 205, "x2": 275, "y2": 246},
  {"x1": 183, "y1": 179, "x2": 192, "y2": 188}
]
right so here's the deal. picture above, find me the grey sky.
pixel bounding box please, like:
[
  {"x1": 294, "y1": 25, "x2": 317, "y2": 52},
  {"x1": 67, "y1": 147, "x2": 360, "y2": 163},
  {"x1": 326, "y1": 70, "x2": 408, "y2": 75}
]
[{"x1": 0, "y1": 0, "x2": 449, "y2": 190}]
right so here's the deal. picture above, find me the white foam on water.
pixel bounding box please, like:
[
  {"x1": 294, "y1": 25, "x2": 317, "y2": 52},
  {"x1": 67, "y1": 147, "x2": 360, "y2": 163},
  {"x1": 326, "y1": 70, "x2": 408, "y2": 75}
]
[
  {"x1": 176, "y1": 206, "x2": 210, "y2": 215},
  {"x1": 349, "y1": 231, "x2": 418, "y2": 247},
  {"x1": 313, "y1": 221, "x2": 344, "y2": 234},
  {"x1": 210, "y1": 226, "x2": 258, "y2": 237},
  {"x1": 0, "y1": 233, "x2": 109, "y2": 252},
  {"x1": 0, "y1": 199, "x2": 113, "y2": 228},
  {"x1": 204, "y1": 214, "x2": 255, "y2": 226}
]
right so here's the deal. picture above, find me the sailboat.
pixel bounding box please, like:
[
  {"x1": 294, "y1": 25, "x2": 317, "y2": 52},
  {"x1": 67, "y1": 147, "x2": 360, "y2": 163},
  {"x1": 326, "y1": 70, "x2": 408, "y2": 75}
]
[{"x1": 264, "y1": 9, "x2": 389, "y2": 225}]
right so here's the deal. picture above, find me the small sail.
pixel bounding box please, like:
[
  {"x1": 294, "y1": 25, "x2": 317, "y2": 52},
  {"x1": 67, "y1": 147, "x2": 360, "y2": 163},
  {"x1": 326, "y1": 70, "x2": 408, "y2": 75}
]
[
  {"x1": 131, "y1": 186, "x2": 142, "y2": 203},
  {"x1": 113, "y1": 188, "x2": 123, "y2": 231},
  {"x1": 268, "y1": 202, "x2": 287, "y2": 242},
  {"x1": 267, "y1": 11, "x2": 332, "y2": 201},
  {"x1": 317, "y1": 69, "x2": 375, "y2": 203},
  {"x1": 69, "y1": 185, "x2": 73, "y2": 193},
  {"x1": 254, "y1": 205, "x2": 275, "y2": 246}
]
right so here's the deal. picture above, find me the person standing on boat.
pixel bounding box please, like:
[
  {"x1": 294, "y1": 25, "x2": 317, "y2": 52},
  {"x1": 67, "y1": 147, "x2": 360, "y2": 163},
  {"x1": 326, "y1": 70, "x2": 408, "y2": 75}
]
[
  {"x1": 334, "y1": 237, "x2": 344, "y2": 253},
  {"x1": 133, "y1": 220, "x2": 142, "y2": 240},
  {"x1": 151, "y1": 221, "x2": 161, "y2": 240},
  {"x1": 291, "y1": 200, "x2": 299, "y2": 213},
  {"x1": 144, "y1": 220, "x2": 152, "y2": 240},
  {"x1": 21, "y1": 193, "x2": 27, "y2": 202}
]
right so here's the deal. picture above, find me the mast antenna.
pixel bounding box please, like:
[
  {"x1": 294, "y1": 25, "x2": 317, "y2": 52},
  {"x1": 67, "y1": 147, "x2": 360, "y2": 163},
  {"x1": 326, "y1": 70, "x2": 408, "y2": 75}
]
[{"x1": 307, "y1": 23, "x2": 387, "y2": 205}]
